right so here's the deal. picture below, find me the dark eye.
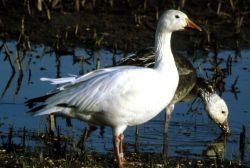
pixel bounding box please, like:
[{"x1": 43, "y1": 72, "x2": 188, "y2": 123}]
[
  {"x1": 175, "y1": 15, "x2": 180, "y2": 19},
  {"x1": 222, "y1": 111, "x2": 226, "y2": 114}
]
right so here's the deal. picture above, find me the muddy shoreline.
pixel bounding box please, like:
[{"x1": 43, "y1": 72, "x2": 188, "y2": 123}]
[{"x1": 0, "y1": 149, "x2": 246, "y2": 168}]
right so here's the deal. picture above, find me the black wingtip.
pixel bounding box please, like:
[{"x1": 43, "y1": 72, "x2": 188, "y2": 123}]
[
  {"x1": 25, "y1": 93, "x2": 57, "y2": 108},
  {"x1": 27, "y1": 104, "x2": 47, "y2": 116}
]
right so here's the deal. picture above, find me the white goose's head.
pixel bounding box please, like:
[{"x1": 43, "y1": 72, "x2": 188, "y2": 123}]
[
  {"x1": 205, "y1": 93, "x2": 230, "y2": 134},
  {"x1": 157, "y1": 9, "x2": 202, "y2": 33}
]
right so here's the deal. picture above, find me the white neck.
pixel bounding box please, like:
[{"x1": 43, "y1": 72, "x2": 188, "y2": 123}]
[{"x1": 154, "y1": 29, "x2": 177, "y2": 73}]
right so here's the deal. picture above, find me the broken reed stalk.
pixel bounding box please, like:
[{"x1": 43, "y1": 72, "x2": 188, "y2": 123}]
[
  {"x1": 24, "y1": 0, "x2": 31, "y2": 15},
  {"x1": 78, "y1": 127, "x2": 88, "y2": 151},
  {"x1": 155, "y1": 6, "x2": 159, "y2": 20},
  {"x1": 22, "y1": 127, "x2": 26, "y2": 148},
  {"x1": 3, "y1": 43, "x2": 16, "y2": 73},
  {"x1": 55, "y1": 53, "x2": 61, "y2": 77},
  {"x1": 80, "y1": 54, "x2": 85, "y2": 75},
  {"x1": 26, "y1": 56, "x2": 32, "y2": 84},
  {"x1": 112, "y1": 51, "x2": 116, "y2": 66},
  {"x1": 180, "y1": 0, "x2": 186, "y2": 9},
  {"x1": 235, "y1": 15, "x2": 244, "y2": 33},
  {"x1": 16, "y1": 48, "x2": 23, "y2": 76},
  {"x1": 48, "y1": 113, "x2": 56, "y2": 133},
  {"x1": 239, "y1": 125, "x2": 246, "y2": 161},
  {"x1": 75, "y1": 0, "x2": 80, "y2": 12},
  {"x1": 143, "y1": 0, "x2": 147, "y2": 10},
  {"x1": 96, "y1": 57, "x2": 100, "y2": 70},
  {"x1": 217, "y1": 1, "x2": 221, "y2": 15},
  {"x1": 108, "y1": 0, "x2": 114, "y2": 8},
  {"x1": 229, "y1": 0, "x2": 235, "y2": 11},
  {"x1": 55, "y1": 125, "x2": 62, "y2": 156},
  {"x1": 226, "y1": 55, "x2": 233, "y2": 75},
  {"x1": 14, "y1": 71, "x2": 24, "y2": 98},
  {"x1": 231, "y1": 75, "x2": 239, "y2": 92},
  {"x1": 1, "y1": 70, "x2": 15, "y2": 99},
  {"x1": 75, "y1": 24, "x2": 79, "y2": 36},
  {"x1": 37, "y1": 0, "x2": 43, "y2": 11},
  {"x1": 92, "y1": 0, "x2": 96, "y2": 8},
  {"x1": 19, "y1": 17, "x2": 25, "y2": 38},
  {"x1": 16, "y1": 17, "x2": 25, "y2": 77},
  {"x1": 7, "y1": 127, "x2": 13, "y2": 151},
  {"x1": 52, "y1": 0, "x2": 61, "y2": 9},
  {"x1": 43, "y1": 2, "x2": 51, "y2": 20}
]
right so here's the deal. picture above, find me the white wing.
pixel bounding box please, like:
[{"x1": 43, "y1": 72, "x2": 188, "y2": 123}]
[
  {"x1": 34, "y1": 65, "x2": 175, "y2": 126},
  {"x1": 41, "y1": 66, "x2": 134, "y2": 90}
]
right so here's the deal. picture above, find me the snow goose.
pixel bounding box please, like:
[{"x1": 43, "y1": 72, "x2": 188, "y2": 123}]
[
  {"x1": 118, "y1": 48, "x2": 230, "y2": 134},
  {"x1": 27, "y1": 10, "x2": 201, "y2": 167}
]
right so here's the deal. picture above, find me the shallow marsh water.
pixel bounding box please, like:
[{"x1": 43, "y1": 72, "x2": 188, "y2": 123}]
[{"x1": 0, "y1": 40, "x2": 250, "y2": 166}]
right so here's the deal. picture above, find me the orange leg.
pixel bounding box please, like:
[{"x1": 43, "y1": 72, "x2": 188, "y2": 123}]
[
  {"x1": 119, "y1": 134, "x2": 126, "y2": 162},
  {"x1": 113, "y1": 134, "x2": 125, "y2": 168}
]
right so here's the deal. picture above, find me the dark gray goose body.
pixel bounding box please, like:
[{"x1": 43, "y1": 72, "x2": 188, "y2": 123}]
[{"x1": 118, "y1": 47, "x2": 230, "y2": 134}]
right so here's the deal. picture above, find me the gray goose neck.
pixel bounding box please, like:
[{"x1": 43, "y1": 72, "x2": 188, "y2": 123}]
[{"x1": 196, "y1": 78, "x2": 216, "y2": 103}]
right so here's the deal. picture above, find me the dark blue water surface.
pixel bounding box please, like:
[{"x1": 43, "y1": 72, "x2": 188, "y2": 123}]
[{"x1": 0, "y1": 40, "x2": 250, "y2": 164}]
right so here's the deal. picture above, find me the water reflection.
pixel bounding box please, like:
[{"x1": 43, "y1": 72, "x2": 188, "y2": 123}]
[
  {"x1": 0, "y1": 40, "x2": 250, "y2": 164},
  {"x1": 202, "y1": 133, "x2": 227, "y2": 161}
]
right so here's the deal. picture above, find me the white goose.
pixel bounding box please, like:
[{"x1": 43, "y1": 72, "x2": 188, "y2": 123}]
[{"x1": 28, "y1": 10, "x2": 201, "y2": 167}]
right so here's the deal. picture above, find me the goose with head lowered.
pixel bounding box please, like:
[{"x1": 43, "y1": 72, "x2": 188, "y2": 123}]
[
  {"x1": 118, "y1": 48, "x2": 230, "y2": 134},
  {"x1": 27, "y1": 10, "x2": 201, "y2": 167}
]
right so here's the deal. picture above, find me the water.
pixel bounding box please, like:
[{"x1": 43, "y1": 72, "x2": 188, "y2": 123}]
[{"x1": 0, "y1": 40, "x2": 250, "y2": 164}]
